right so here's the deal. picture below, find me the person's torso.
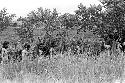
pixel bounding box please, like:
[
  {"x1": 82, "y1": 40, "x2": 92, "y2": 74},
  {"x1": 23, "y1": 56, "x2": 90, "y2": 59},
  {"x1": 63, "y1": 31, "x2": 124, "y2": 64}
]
[
  {"x1": 1, "y1": 48, "x2": 9, "y2": 61},
  {"x1": 2, "y1": 48, "x2": 8, "y2": 56},
  {"x1": 22, "y1": 49, "x2": 29, "y2": 60}
]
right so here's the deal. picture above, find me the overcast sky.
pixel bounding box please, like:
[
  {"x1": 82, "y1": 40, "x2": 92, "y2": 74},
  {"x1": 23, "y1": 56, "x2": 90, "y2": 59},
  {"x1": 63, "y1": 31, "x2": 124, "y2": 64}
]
[{"x1": 0, "y1": 0, "x2": 101, "y2": 17}]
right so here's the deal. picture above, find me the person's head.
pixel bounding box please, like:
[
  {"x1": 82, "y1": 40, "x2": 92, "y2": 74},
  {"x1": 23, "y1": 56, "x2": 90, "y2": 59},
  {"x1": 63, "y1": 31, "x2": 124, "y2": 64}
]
[
  {"x1": 2, "y1": 41, "x2": 9, "y2": 49},
  {"x1": 27, "y1": 44, "x2": 31, "y2": 50},
  {"x1": 23, "y1": 43, "x2": 30, "y2": 51}
]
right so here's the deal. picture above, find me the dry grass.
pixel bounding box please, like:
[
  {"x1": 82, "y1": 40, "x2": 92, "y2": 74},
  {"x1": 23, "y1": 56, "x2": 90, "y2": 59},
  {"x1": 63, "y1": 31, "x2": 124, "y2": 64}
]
[{"x1": 0, "y1": 51, "x2": 125, "y2": 83}]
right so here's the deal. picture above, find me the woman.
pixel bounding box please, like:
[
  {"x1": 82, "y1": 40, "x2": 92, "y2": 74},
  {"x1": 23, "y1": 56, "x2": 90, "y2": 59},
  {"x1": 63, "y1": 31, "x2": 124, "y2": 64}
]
[
  {"x1": 1, "y1": 41, "x2": 10, "y2": 64},
  {"x1": 21, "y1": 43, "x2": 31, "y2": 74}
]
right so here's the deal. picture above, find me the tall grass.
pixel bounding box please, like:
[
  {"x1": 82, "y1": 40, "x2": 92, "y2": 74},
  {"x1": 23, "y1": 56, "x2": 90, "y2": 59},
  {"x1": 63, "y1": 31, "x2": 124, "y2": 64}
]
[{"x1": 0, "y1": 50, "x2": 125, "y2": 83}]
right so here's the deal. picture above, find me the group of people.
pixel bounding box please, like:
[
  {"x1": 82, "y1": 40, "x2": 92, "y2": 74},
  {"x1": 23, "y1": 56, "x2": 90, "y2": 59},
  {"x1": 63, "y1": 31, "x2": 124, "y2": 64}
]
[
  {"x1": 0, "y1": 41, "x2": 31, "y2": 64},
  {"x1": 0, "y1": 39, "x2": 60, "y2": 64},
  {"x1": 100, "y1": 37, "x2": 125, "y2": 56},
  {"x1": 0, "y1": 36, "x2": 125, "y2": 64},
  {"x1": 0, "y1": 39, "x2": 82, "y2": 64}
]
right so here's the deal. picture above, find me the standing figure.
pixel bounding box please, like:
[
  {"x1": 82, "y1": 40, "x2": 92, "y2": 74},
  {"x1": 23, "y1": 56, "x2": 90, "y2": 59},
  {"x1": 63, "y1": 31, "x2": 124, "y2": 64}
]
[
  {"x1": 117, "y1": 42, "x2": 122, "y2": 53},
  {"x1": 68, "y1": 46, "x2": 72, "y2": 56},
  {"x1": 22, "y1": 43, "x2": 30, "y2": 61},
  {"x1": 14, "y1": 49, "x2": 22, "y2": 63},
  {"x1": 117, "y1": 38, "x2": 125, "y2": 53},
  {"x1": 37, "y1": 43, "x2": 43, "y2": 57},
  {"x1": 39, "y1": 49, "x2": 43, "y2": 56},
  {"x1": 101, "y1": 41, "x2": 111, "y2": 56},
  {"x1": 21, "y1": 43, "x2": 31, "y2": 74},
  {"x1": 50, "y1": 47, "x2": 55, "y2": 58},
  {"x1": 1, "y1": 41, "x2": 10, "y2": 64},
  {"x1": 76, "y1": 45, "x2": 81, "y2": 55}
]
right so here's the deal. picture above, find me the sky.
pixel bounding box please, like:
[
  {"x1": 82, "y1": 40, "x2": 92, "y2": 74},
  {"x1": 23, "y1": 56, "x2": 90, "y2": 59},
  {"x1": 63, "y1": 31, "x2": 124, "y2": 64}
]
[{"x1": 0, "y1": 0, "x2": 101, "y2": 18}]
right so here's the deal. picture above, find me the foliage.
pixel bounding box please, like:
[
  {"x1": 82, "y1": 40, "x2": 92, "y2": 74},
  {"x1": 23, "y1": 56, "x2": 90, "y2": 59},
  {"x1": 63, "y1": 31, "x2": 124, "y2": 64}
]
[
  {"x1": 0, "y1": 8, "x2": 16, "y2": 32},
  {"x1": 3, "y1": 0, "x2": 124, "y2": 57},
  {"x1": 1, "y1": 2, "x2": 125, "y2": 83},
  {"x1": 100, "y1": 0, "x2": 125, "y2": 39},
  {"x1": 15, "y1": 20, "x2": 34, "y2": 44}
]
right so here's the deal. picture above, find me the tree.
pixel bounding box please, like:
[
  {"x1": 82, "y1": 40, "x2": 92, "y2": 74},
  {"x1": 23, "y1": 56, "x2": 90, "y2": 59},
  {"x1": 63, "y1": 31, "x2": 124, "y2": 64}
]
[
  {"x1": 99, "y1": 0, "x2": 125, "y2": 39},
  {"x1": 15, "y1": 19, "x2": 34, "y2": 44},
  {"x1": 0, "y1": 8, "x2": 16, "y2": 32},
  {"x1": 74, "y1": 3, "x2": 106, "y2": 56}
]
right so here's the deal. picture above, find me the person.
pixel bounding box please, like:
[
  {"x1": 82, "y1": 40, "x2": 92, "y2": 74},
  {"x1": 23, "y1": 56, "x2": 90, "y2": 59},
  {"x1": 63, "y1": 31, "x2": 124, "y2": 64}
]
[
  {"x1": 21, "y1": 43, "x2": 31, "y2": 74},
  {"x1": 37, "y1": 43, "x2": 43, "y2": 57},
  {"x1": 117, "y1": 38, "x2": 125, "y2": 53},
  {"x1": 68, "y1": 46, "x2": 72, "y2": 56},
  {"x1": 101, "y1": 41, "x2": 111, "y2": 56},
  {"x1": 76, "y1": 45, "x2": 81, "y2": 55},
  {"x1": 22, "y1": 43, "x2": 31, "y2": 61},
  {"x1": 50, "y1": 47, "x2": 55, "y2": 58},
  {"x1": 1, "y1": 41, "x2": 10, "y2": 64},
  {"x1": 39, "y1": 49, "x2": 43, "y2": 56}
]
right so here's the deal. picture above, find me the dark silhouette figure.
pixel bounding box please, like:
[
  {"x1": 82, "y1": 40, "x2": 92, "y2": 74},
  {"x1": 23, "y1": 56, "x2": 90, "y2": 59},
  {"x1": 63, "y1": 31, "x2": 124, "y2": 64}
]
[
  {"x1": 37, "y1": 43, "x2": 51, "y2": 59},
  {"x1": 1, "y1": 41, "x2": 10, "y2": 64},
  {"x1": 118, "y1": 38, "x2": 125, "y2": 53}
]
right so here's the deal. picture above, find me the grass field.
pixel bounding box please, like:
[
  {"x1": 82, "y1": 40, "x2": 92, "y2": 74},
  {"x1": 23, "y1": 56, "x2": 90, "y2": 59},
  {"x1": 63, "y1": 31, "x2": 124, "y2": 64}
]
[{"x1": 0, "y1": 50, "x2": 125, "y2": 83}]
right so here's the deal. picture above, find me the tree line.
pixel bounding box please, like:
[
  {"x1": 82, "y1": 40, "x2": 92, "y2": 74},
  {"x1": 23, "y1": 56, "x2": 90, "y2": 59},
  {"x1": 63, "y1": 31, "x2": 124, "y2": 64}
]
[{"x1": 0, "y1": 0, "x2": 125, "y2": 57}]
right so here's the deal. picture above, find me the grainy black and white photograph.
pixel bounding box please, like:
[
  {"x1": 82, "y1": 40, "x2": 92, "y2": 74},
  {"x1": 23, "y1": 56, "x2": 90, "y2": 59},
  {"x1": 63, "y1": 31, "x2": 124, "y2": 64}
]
[{"x1": 0, "y1": 0, "x2": 125, "y2": 83}]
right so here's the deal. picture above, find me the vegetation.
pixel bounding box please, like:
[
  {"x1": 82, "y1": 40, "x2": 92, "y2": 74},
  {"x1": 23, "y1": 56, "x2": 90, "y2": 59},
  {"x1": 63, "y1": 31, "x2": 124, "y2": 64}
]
[
  {"x1": 0, "y1": 0, "x2": 125, "y2": 83},
  {"x1": 0, "y1": 8, "x2": 15, "y2": 32}
]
